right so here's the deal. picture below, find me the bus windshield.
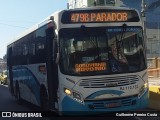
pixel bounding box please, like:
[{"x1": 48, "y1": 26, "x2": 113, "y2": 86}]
[{"x1": 59, "y1": 27, "x2": 146, "y2": 76}]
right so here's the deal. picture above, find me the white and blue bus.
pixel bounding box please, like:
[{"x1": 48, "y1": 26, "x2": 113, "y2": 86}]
[{"x1": 7, "y1": 6, "x2": 149, "y2": 115}]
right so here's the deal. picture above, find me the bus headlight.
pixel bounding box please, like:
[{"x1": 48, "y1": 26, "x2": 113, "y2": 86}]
[
  {"x1": 138, "y1": 82, "x2": 148, "y2": 98},
  {"x1": 64, "y1": 87, "x2": 84, "y2": 104},
  {"x1": 73, "y1": 91, "x2": 83, "y2": 103},
  {"x1": 64, "y1": 88, "x2": 72, "y2": 96}
]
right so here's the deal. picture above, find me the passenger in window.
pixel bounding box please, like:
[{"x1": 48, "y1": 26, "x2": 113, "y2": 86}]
[
  {"x1": 69, "y1": 40, "x2": 82, "y2": 72},
  {"x1": 73, "y1": 40, "x2": 78, "y2": 52}
]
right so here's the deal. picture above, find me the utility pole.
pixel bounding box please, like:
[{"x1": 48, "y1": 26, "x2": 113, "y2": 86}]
[
  {"x1": 141, "y1": 0, "x2": 147, "y2": 51},
  {"x1": 141, "y1": 0, "x2": 146, "y2": 17},
  {"x1": 141, "y1": 0, "x2": 146, "y2": 31}
]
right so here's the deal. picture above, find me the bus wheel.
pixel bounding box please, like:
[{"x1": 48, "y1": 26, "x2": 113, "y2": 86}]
[
  {"x1": 16, "y1": 83, "x2": 22, "y2": 104},
  {"x1": 40, "y1": 88, "x2": 49, "y2": 111}
]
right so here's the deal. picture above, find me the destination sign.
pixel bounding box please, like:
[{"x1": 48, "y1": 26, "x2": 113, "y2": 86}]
[
  {"x1": 61, "y1": 9, "x2": 139, "y2": 24},
  {"x1": 75, "y1": 62, "x2": 107, "y2": 72},
  {"x1": 71, "y1": 12, "x2": 128, "y2": 23}
]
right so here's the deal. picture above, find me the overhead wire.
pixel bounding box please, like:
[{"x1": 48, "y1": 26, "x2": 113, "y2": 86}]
[
  {"x1": 0, "y1": 19, "x2": 36, "y2": 23},
  {"x1": 0, "y1": 20, "x2": 37, "y2": 29},
  {"x1": 0, "y1": 22, "x2": 28, "y2": 29}
]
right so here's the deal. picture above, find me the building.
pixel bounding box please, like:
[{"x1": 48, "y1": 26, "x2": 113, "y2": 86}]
[
  {"x1": 0, "y1": 58, "x2": 6, "y2": 73},
  {"x1": 67, "y1": 0, "x2": 160, "y2": 58},
  {"x1": 116, "y1": 0, "x2": 160, "y2": 58},
  {"x1": 0, "y1": 58, "x2": 5, "y2": 64},
  {"x1": 68, "y1": 0, "x2": 116, "y2": 9}
]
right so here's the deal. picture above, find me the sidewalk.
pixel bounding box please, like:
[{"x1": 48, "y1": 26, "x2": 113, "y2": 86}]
[
  {"x1": 148, "y1": 77, "x2": 160, "y2": 86},
  {"x1": 148, "y1": 77, "x2": 160, "y2": 111}
]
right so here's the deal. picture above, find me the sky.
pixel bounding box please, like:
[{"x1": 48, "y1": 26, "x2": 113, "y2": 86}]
[{"x1": 0, "y1": 0, "x2": 67, "y2": 58}]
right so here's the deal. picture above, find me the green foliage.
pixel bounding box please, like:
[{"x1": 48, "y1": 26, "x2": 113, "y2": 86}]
[{"x1": 0, "y1": 72, "x2": 7, "y2": 85}]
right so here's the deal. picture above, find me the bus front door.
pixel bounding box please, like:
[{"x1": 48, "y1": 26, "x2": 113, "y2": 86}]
[{"x1": 46, "y1": 26, "x2": 58, "y2": 110}]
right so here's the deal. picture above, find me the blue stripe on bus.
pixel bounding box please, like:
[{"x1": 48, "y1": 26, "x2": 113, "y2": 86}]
[
  {"x1": 86, "y1": 90, "x2": 125, "y2": 99},
  {"x1": 61, "y1": 89, "x2": 149, "y2": 115},
  {"x1": 13, "y1": 66, "x2": 41, "y2": 105}
]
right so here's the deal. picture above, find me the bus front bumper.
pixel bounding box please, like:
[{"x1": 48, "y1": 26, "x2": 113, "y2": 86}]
[{"x1": 61, "y1": 89, "x2": 149, "y2": 115}]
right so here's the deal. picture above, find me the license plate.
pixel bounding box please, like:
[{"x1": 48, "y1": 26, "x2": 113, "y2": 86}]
[{"x1": 106, "y1": 102, "x2": 121, "y2": 108}]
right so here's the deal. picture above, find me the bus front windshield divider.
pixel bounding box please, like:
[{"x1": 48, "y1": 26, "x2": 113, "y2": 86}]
[{"x1": 115, "y1": 24, "x2": 127, "y2": 63}]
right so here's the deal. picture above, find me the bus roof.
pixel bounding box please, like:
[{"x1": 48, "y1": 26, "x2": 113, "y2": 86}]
[
  {"x1": 67, "y1": 6, "x2": 138, "y2": 11},
  {"x1": 7, "y1": 11, "x2": 61, "y2": 46},
  {"x1": 7, "y1": 6, "x2": 140, "y2": 46}
]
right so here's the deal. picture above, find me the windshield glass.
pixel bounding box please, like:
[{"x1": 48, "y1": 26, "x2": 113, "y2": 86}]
[{"x1": 59, "y1": 26, "x2": 147, "y2": 76}]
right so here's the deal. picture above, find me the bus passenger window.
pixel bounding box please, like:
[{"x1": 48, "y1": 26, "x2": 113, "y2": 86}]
[
  {"x1": 36, "y1": 26, "x2": 47, "y2": 62},
  {"x1": 23, "y1": 44, "x2": 28, "y2": 56}
]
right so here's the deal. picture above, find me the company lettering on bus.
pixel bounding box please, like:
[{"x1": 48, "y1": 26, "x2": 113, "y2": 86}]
[{"x1": 61, "y1": 9, "x2": 139, "y2": 24}]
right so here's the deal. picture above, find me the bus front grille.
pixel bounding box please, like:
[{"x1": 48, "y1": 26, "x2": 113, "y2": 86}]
[
  {"x1": 89, "y1": 95, "x2": 137, "y2": 109},
  {"x1": 79, "y1": 75, "x2": 139, "y2": 88}
]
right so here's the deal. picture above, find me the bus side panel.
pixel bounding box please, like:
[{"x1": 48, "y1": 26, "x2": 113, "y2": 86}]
[{"x1": 12, "y1": 64, "x2": 47, "y2": 106}]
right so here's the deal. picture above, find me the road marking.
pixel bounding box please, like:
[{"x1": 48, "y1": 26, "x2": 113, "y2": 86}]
[
  {"x1": 134, "y1": 117, "x2": 142, "y2": 120},
  {"x1": 0, "y1": 84, "x2": 8, "y2": 87}
]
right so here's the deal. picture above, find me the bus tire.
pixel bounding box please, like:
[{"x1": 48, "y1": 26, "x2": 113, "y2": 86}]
[
  {"x1": 40, "y1": 87, "x2": 49, "y2": 111},
  {"x1": 16, "y1": 82, "x2": 22, "y2": 104}
]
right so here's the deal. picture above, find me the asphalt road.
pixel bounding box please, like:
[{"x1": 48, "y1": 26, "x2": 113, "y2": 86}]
[
  {"x1": 0, "y1": 84, "x2": 159, "y2": 120},
  {"x1": 0, "y1": 84, "x2": 48, "y2": 120},
  {"x1": 0, "y1": 84, "x2": 31, "y2": 111}
]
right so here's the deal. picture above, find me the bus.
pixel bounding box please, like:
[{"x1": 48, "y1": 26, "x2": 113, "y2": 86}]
[{"x1": 7, "y1": 6, "x2": 149, "y2": 115}]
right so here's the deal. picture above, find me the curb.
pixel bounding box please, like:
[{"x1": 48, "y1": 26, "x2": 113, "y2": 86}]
[{"x1": 149, "y1": 86, "x2": 160, "y2": 110}]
